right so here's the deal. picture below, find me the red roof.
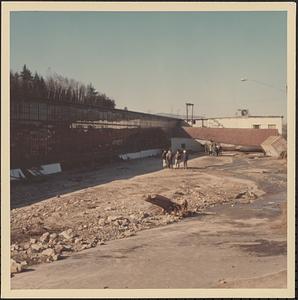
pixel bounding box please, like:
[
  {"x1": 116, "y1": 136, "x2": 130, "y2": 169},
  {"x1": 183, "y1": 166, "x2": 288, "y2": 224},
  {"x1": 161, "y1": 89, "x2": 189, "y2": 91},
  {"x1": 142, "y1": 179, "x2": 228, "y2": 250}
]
[{"x1": 174, "y1": 127, "x2": 279, "y2": 147}]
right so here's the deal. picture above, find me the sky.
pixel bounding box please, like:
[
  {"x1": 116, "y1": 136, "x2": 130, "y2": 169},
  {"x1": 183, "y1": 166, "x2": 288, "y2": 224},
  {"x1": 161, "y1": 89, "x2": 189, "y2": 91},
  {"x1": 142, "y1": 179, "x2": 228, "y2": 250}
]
[{"x1": 10, "y1": 11, "x2": 287, "y2": 118}]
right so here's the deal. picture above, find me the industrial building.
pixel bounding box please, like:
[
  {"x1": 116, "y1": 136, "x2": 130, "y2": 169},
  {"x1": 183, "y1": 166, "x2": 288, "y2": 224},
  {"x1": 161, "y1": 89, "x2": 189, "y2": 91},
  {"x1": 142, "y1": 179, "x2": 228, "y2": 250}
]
[
  {"x1": 11, "y1": 101, "x2": 286, "y2": 181},
  {"x1": 186, "y1": 108, "x2": 283, "y2": 135},
  {"x1": 10, "y1": 101, "x2": 183, "y2": 172}
]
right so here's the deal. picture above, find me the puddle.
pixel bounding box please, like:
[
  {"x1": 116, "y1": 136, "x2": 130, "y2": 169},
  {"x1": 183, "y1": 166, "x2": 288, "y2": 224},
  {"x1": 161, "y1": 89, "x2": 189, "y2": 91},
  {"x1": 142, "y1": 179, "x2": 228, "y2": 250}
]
[
  {"x1": 206, "y1": 191, "x2": 286, "y2": 221},
  {"x1": 236, "y1": 239, "x2": 287, "y2": 257}
]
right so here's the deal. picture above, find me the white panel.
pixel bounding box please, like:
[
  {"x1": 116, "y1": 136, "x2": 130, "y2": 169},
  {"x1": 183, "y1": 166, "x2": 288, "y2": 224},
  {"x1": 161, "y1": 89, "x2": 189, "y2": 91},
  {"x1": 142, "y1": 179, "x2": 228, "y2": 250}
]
[
  {"x1": 140, "y1": 149, "x2": 160, "y2": 158},
  {"x1": 119, "y1": 149, "x2": 161, "y2": 160},
  {"x1": 10, "y1": 169, "x2": 26, "y2": 180},
  {"x1": 40, "y1": 163, "x2": 62, "y2": 175}
]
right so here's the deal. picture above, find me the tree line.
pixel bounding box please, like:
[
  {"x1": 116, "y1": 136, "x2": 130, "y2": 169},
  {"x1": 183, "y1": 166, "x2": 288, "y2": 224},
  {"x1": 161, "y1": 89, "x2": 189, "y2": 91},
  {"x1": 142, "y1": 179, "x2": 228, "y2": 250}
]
[{"x1": 10, "y1": 65, "x2": 115, "y2": 109}]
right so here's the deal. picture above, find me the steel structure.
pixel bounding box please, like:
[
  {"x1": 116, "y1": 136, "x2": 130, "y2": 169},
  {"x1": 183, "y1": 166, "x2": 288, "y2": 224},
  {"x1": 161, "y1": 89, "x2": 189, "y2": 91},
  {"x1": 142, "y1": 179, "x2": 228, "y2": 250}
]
[{"x1": 11, "y1": 101, "x2": 182, "y2": 169}]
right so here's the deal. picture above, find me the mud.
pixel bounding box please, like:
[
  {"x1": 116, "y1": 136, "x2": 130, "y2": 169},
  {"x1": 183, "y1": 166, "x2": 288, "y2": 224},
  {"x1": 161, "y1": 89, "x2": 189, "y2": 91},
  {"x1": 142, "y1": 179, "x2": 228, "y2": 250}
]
[{"x1": 10, "y1": 152, "x2": 287, "y2": 288}]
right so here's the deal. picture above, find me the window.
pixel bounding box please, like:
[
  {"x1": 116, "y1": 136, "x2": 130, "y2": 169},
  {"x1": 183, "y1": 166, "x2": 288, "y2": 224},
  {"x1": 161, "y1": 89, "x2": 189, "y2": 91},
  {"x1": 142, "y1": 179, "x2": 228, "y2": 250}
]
[
  {"x1": 252, "y1": 124, "x2": 260, "y2": 129},
  {"x1": 268, "y1": 124, "x2": 276, "y2": 129}
]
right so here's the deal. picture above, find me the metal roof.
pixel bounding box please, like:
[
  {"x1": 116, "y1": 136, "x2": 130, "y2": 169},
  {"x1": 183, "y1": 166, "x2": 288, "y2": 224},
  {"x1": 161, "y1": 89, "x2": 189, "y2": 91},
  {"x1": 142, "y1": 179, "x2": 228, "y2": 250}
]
[
  {"x1": 174, "y1": 127, "x2": 279, "y2": 147},
  {"x1": 192, "y1": 115, "x2": 283, "y2": 120}
]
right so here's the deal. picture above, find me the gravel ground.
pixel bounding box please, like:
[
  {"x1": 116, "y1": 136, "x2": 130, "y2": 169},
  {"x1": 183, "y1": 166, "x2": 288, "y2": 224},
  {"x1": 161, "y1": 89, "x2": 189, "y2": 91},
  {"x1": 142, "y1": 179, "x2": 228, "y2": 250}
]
[{"x1": 10, "y1": 153, "x2": 286, "y2": 273}]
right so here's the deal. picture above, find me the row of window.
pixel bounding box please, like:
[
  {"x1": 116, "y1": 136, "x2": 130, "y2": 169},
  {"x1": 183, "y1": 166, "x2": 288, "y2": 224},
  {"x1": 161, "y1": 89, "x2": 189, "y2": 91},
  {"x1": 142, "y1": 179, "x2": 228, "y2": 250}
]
[
  {"x1": 11, "y1": 102, "x2": 178, "y2": 129},
  {"x1": 252, "y1": 124, "x2": 276, "y2": 129}
]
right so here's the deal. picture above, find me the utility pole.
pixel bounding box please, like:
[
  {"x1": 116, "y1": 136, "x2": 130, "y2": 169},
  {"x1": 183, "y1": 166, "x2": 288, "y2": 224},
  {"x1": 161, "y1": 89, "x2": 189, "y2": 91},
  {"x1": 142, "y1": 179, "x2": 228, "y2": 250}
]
[{"x1": 186, "y1": 103, "x2": 194, "y2": 124}]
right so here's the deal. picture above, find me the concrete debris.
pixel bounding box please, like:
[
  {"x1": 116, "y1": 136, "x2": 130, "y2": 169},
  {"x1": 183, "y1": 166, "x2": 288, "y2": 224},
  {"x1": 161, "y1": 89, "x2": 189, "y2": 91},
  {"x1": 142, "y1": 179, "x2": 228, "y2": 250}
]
[
  {"x1": 41, "y1": 248, "x2": 55, "y2": 257},
  {"x1": 40, "y1": 232, "x2": 50, "y2": 243},
  {"x1": 59, "y1": 229, "x2": 74, "y2": 240},
  {"x1": 279, "y1": 151, "x2": 287, "y2": 159},
  {"x1": 54, "y1": 245, "x2": 64, "y2": 254},
  {"x1": 31, "y1": 243, "x2": 43, "y2": 252},
  {"x1": 49, "y1": 233, "x2": 58, "y2": 240},
  {"x1": 218, "y1": 279, "x2": 227, "y2": 284},
  {"x1": 145, "y1": 194, "x2": 188, "y2": 215},
  {"x1": 11, "y1": 259, "x2": 25, "y2": 274},
  {"x1": 261, "y1": 135, "x2": 287, "y2": 158},
  {"x1": 11, "y1": 154, "x2": 284, "y2": 269},
  {"x1": 235, "y1": 191, "x2": 258, "y2": 201}
]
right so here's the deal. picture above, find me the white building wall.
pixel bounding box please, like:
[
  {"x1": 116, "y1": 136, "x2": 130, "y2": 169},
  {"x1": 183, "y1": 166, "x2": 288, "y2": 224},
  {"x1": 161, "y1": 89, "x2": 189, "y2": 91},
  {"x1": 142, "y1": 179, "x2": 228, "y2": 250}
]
[{"x1": 193, "y1": 117, "x2": 283, "y2": 134}]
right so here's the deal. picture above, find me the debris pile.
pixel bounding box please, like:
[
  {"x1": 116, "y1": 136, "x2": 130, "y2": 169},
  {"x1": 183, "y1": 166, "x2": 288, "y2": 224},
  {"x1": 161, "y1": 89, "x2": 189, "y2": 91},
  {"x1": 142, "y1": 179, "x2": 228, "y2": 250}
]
[
  {"x1": 145, "y1": 194, "x2": 188, "y2": 216},
  {"x1": 11, "y1": 155, "x2": 279, "y2": 273},
  {"x1": 234, "y1": 190, "x2": 258, "y2": 204}
]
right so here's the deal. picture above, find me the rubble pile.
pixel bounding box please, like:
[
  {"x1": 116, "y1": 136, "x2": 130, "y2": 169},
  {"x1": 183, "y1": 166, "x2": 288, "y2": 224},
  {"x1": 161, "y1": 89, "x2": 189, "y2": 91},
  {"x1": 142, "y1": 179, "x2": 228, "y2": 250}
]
[
  {"x1": 11, "y1": 202, "x2": 184, "y2": 271},
  {"x1": 11, "y1": 155, "x2": 273, "y2": 273},
  {"x1": 11, "y1": 182, "x2": 253, "y2": 273}
]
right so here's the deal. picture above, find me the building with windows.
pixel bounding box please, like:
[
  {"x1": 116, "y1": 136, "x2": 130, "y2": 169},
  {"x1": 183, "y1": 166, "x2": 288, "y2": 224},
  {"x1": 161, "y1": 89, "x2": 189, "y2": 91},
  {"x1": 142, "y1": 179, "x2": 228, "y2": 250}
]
[{"x1": 189, "y1": 115, "x2": 283, "y2": 135}]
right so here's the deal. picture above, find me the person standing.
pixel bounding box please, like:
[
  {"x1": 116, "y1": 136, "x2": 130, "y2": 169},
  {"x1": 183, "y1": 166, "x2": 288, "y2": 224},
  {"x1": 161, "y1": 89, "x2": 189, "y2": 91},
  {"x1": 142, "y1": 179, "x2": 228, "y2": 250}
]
[
  {"x1": 166, "y1": 149, "x2": 172, "y2": 169},
  {"x1": 175, "y1": 149, "x2": 181, "y2": 169},
  {"x1": 211, "y1": 141, "x2": 216, "y2": 156},
  {"x1": 215, "y1": 143, "x2": 220, "y2": 156},
  {"x1": 218, "y1": 144, "x2": 222, "y2": 156},
  {"x1": 204, "y1": 143, "x2": 208, "y2": 154},
  {"x1": 208, "y1": 141, "x2": 213, "y2": 156},
  {"x1": 161, "y1": 149, "x2": 167, "y2": 168},
  {"x1": 182, "y1": 149, "x2": 189, "y2": 169}
]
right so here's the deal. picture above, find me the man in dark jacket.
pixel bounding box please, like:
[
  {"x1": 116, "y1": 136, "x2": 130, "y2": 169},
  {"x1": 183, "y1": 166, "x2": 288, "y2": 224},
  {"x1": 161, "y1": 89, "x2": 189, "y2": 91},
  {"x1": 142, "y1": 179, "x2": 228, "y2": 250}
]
[{"x1": 182, "y1": 149, "x2": 189, "y2": 169}]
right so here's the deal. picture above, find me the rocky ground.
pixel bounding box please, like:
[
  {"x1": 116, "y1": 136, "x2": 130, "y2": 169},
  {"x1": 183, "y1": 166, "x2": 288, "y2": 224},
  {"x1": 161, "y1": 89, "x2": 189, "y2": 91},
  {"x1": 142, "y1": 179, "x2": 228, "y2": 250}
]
[{"x1": 10, "y1": 152, "x2": 287, "y2": 274}]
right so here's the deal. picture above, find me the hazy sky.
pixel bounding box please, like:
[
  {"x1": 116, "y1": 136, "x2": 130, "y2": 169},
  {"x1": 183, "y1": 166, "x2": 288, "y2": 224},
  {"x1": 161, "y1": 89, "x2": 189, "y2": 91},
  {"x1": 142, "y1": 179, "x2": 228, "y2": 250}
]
[{"x1": 10, "y1": 11, "x2": 287, "y2": 118}]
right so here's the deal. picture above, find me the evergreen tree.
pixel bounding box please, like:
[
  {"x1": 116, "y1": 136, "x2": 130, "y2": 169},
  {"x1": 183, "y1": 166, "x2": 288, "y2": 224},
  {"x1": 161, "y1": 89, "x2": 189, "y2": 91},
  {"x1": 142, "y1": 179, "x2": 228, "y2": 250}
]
[{"x1": 10, "y1": 66, "x2": 116, "y2": 108}]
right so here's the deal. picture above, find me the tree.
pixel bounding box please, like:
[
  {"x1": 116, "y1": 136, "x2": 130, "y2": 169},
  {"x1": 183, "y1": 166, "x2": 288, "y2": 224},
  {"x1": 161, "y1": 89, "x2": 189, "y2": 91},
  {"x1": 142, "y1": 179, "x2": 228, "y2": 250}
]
[
  {"x1": 10, "y1": 66, "x2": 116, "y2": 109},
  {"x1": 20, "y1": 64, "x2": 33, "y2": 82}
]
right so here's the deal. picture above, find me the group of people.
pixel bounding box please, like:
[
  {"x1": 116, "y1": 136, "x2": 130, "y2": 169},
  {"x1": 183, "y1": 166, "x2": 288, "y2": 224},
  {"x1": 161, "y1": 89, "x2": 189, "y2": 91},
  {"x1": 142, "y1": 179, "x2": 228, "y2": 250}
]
[
  {"x1": 162, "y1": 149, "x2": 189, "y2": 169},
  {"x1": 204, "y1": 140, "x2": 222, "y2": 156},
  {"x1": 161, "y1": 141, "x2": 221, "y2": 169}
]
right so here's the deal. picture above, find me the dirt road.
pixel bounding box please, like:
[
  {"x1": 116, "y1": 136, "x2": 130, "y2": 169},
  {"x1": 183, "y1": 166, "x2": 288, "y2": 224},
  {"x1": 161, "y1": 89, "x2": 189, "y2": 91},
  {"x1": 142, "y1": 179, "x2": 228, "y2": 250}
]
[{"x1": 10, "y1": 153, "x2": 287, "y2": 288}]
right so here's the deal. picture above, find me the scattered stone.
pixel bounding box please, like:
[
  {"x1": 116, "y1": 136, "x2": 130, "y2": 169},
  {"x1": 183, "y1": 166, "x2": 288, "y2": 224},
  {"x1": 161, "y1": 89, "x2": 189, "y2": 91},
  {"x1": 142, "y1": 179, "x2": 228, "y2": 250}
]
[
  {"x1": 30, "y1": 238, "x2": 37, "y2": 244},
  {"x1": 52, "y1": 254, "x2": 60, "y2": 261},
  {"x1": 41, "y1": 248, "x2": 55, "y2": 257},
  {"x1": 11, "y1": 244, "x2": 18, "y2": 251},
  {"x1": 218, "y1": 279, "x2": 227, "y2": 284},
  {"x1": 142, "y1": 212, "x2": 150, "y2": 219},
  {"x1": 59, "y1": 229, "x2": 74, "y2": 240},
  {"x1": 31, "y1": 243, "x2": 43, "y2": 252},
  {"x1": 23, "y1": 242, "x2": 30, "y2": 250},
  {"x1": 129, "y1": 214, "x2": 138, "y2": 221},
  {"x1": 49, "y1": 233, "x2": 58, "y2": 240},
  {"x1": 20, "y1": 261, "x2": 28, "y2": 268},
  {"x1": 40, "y1": 232, "x2": 50, "y2": 243},
  {"x1": 54, "y1": 244, "x2": 64, "y2": 254},
  {"x1": 11, "y1": 259, "x2": 23, "y2": 273},
  {"x1": 105, "y1": 207, "x2": 115, "y2": 211},
  {"x1": 235, "y1": 191, "x2": 257, "y2": 200},
  {"x1": 62, "y1": 245, "x2": 73, "y2": 252},
  {"x1": 107, "y1": 215, "x2": 123, "y2": 222},
  {"x1": 74, "y1": 237, "x2": 82, "y2": 244},
  {"x1": 98, "y1": 219, "x2": 106, "y2": 226}
]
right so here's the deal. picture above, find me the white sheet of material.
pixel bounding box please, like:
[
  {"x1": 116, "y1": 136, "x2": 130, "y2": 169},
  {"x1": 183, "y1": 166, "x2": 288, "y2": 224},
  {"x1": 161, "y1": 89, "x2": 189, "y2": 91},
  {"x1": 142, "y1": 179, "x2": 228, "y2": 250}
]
[
  {"x1": 10, "y1": 169, "x2": 26, "y2": 180},
  {"x1": 119, "y1": 149, "x2": 161, "y2": 160},
  {"x1": 40, "y1": 163, "x2": 62, "y2": 175}
]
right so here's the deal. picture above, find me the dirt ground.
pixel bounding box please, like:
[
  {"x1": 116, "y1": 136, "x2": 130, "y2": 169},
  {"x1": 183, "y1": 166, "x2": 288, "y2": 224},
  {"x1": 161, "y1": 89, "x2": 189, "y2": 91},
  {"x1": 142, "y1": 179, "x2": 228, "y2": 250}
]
[{"x1": 10, "y1": 152, "x2": 287, "y2": 288}]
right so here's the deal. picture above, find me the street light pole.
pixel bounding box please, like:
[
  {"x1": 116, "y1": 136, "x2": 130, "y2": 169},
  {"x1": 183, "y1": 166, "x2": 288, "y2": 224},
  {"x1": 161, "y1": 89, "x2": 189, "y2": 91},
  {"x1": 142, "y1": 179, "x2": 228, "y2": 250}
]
[{"x1": 240, "y1": 78, "x2": 286, "y2": 93}]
